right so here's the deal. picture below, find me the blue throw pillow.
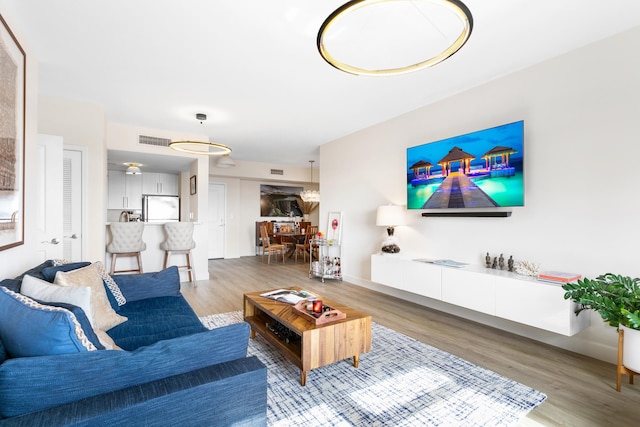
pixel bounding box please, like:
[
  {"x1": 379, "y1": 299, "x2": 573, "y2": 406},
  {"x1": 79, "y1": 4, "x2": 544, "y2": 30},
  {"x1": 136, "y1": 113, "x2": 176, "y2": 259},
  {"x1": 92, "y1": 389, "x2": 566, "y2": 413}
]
[
  {"x1": 112, "y1": 266, "x2": 181, "y2": 302},
  {"x1": 0, "y1": 287, "x2": 98, "y2": 357},
  {"x1": 36, "y1": 300, "x2": 105, "y2": 350},
  {"x1": 13, "y1": 260, "x2": 55, "y2": 282},
  {"x1": 41, "y1": 262, "x2": 91, "y2": 282},
  {"x1": 0, "y1": 279, "x2": 21, "y2": 293}
]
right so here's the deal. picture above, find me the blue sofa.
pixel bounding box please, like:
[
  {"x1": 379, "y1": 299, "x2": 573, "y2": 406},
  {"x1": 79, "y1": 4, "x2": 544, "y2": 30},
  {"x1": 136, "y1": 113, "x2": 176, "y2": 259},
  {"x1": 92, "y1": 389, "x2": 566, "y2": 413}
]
[{"x1": 0, "y1": 261, "x2": 267, "y2": 426}]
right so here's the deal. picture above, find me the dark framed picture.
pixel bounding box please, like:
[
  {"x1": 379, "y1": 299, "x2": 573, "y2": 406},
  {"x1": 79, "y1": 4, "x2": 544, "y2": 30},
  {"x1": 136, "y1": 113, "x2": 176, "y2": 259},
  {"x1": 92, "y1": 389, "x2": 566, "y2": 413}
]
[
  {"x1": 190, "y1": 175, "x2": 197, "y2": 195},
  {"x1": 0, "y1": 16, "x2": 26, "y2": 251}
]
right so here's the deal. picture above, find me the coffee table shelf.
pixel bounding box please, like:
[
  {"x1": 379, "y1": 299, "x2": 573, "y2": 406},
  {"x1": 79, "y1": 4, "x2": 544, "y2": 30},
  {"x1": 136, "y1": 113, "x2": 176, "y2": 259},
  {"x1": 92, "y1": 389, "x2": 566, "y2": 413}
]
[{"x1": 244, "y1": 287, "x2": 371, "y2": 386}]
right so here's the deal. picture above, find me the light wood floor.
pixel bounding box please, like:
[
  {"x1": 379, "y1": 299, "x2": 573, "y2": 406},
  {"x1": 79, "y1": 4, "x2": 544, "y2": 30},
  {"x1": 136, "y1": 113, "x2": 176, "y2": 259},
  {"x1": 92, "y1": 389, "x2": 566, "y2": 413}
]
[{"x1": 181, "y1": 256, "x2": 640, "y2": 426}]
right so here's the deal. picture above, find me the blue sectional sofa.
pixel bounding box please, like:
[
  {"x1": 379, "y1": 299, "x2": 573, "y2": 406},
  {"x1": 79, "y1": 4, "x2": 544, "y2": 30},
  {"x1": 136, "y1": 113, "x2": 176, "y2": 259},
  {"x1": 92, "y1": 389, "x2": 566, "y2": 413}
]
[{"x1": 0, "y1": 260, "x2": 267, "y2": 426}]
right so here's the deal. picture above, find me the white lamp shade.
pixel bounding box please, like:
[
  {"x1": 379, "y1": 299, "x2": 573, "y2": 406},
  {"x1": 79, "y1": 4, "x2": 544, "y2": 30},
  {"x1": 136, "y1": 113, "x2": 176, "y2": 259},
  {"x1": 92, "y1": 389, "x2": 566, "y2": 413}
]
[
  {"x1": 376, "y1": 205, "x2": 405, "y2": 227},
  {"x1": 217, "y1": 155, "x2": 236, "y2": 168}
]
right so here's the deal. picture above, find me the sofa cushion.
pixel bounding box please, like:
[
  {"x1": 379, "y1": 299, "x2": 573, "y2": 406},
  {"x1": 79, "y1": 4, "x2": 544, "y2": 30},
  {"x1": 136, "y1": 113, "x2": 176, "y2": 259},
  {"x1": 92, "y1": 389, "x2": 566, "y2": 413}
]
[
  {"x1": 0, "y1": 322, "x2": 251, "y2": 418},
  {"x1": 54, "y1": 262, "x2": 127, "y2": 331},
  {"x1": 106, "y1": 296, "x2": 207, "y2": 350},
  {"x1": 41, "y1": 262, "x2": 91, "y2": 282},
  {"x1": 21, "y1": 275, "x2": 94, "y2": 326},
  {"x1": 0, "y1": 287, "x2": 98, "y2": 358},
  {"x1": 111, "y1": 266, "x2": 181, "y2": 302}
]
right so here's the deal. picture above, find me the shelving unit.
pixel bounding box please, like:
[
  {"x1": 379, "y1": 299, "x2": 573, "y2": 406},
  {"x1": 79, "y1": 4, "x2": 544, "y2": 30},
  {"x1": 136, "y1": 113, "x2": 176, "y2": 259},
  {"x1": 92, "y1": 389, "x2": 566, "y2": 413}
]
[{"x1": 309, "y1": 239, "x2": 342, "y2": 282}]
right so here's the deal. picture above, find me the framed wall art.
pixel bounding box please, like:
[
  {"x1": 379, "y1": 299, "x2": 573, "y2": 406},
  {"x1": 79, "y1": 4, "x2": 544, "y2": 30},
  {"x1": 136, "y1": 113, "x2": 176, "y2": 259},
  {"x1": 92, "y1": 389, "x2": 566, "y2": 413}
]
[
  {"x1": 0, "y1": 15, "x2": 26, "y2": 251},
  {"x1": 190, "y1": 175, "x2": 197, "y2": 195},
  {"x1": 327, "y1": 211, "x2": 343, "y2": 244}
]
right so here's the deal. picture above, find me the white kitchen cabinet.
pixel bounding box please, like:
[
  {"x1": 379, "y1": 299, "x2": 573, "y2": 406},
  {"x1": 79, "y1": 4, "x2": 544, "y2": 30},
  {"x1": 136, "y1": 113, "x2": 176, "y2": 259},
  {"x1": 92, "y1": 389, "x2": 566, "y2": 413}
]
[
  {"x1": 370, "y1": 254, "x2": 590, "y2": 336},
  {"x1": 107, "y1": 170, "x2": 142, "y2": 210},
  {"x1": 142, "y1": 172, "x2": 179, "y2": 196}
]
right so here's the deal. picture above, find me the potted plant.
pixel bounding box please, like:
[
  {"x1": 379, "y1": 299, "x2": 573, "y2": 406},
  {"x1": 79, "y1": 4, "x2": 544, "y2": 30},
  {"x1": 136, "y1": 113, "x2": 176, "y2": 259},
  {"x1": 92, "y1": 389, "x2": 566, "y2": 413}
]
[{"x1": 563, "y1": 273, "x2": 640, "y2": 384}]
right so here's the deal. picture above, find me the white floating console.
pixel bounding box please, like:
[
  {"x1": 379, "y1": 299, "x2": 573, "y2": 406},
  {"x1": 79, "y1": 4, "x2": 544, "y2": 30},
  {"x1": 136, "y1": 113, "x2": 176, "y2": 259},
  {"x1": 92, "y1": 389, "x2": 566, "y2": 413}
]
[{"x1": 371, "y1": 254, "x2": 590, "y2": 336}]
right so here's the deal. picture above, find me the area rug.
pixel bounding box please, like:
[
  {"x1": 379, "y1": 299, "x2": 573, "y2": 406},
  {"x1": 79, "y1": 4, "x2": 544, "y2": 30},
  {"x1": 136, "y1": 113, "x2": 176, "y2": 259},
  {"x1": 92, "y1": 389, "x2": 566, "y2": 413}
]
[{"x1": 200, "y1": 312, "x2": 546, "y2": 426}]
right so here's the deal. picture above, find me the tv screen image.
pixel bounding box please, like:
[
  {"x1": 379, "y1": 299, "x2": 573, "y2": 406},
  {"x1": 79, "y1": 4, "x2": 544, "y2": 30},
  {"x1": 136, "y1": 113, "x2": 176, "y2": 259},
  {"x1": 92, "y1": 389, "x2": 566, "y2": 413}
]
[{"x1": 407, "y1": 120, "x2": 524, "y2": 210}]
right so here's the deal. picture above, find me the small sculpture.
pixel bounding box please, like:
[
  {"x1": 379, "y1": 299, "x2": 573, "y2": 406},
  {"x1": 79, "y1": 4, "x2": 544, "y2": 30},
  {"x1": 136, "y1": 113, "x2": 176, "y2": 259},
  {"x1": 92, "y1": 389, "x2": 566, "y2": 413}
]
[
  {"x1": 498, "y1": 253, "x2": 505, "y2": 270},
  {"x1": 492, "y1": 257, "x2": 497, "y2": 269},
  {"x1": 508, "y1": 255, "x2": 514, "y2": 272},
  {"x1": 485, "y1": 252, "x2": 491, "y2": 268}
]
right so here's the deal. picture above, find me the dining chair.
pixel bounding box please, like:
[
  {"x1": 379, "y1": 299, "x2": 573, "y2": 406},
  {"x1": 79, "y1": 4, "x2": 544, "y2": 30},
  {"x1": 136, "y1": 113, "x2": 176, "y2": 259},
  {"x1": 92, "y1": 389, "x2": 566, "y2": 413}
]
[
  {"x1": 259, "y1": 225, "x2": 286, "y2": 264},
  {"x1": 296, "y1": 226, "x2": 319, "y2": 262}
]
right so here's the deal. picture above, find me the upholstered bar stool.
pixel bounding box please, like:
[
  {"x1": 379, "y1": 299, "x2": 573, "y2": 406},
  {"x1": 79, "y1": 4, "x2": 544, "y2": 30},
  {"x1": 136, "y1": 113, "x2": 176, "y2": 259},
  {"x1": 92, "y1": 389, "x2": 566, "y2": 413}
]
[
  {"x1": 107, "y1": 222, "x2": 146, "y2": 275},
  {"x1": 160, "y1": 222, "x2": 196, "y2": 285}
]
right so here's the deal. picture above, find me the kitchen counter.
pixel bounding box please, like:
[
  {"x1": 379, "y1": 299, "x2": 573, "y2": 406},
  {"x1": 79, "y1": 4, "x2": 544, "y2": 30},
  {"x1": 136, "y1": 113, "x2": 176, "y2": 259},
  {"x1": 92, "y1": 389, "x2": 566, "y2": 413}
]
[{"x1": 105, "y1": 222, "x2": 208, "y2": 282}]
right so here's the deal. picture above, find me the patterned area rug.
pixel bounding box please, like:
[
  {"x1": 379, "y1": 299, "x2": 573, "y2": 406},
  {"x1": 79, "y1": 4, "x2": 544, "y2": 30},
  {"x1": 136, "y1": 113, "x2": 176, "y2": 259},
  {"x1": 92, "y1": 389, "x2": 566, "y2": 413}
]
[{"x1": 200, "y1": 312, "x2": 546, "y2": 426}]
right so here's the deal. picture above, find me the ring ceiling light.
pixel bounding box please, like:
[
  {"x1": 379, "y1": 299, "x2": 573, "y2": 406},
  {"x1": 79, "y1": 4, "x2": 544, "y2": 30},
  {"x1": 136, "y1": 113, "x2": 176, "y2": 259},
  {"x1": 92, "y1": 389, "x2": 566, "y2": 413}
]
[{"x1": 317, "y1": 0, "x2": 473, "y2": 76}]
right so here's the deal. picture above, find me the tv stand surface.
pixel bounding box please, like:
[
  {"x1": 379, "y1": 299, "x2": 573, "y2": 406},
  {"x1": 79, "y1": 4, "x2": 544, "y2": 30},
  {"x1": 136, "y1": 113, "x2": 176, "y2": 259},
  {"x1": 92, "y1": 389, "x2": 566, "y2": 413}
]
[{"x1": 371, "y1": 254, "x2": 589, "y2": 336}]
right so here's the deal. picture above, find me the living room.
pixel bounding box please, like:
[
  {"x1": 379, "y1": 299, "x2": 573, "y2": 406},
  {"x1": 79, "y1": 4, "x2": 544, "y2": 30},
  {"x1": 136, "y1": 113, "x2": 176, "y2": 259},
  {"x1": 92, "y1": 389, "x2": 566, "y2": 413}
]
[{"x1": 1, "y1": 1, "x2": 640, "y2": 425}]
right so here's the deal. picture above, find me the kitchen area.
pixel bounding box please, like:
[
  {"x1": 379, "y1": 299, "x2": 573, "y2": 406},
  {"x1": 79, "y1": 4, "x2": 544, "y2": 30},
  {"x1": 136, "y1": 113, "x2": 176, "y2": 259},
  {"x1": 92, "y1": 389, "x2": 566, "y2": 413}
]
[{"x1": 105, "y1": 148, "x2": 208, "y2": 281}]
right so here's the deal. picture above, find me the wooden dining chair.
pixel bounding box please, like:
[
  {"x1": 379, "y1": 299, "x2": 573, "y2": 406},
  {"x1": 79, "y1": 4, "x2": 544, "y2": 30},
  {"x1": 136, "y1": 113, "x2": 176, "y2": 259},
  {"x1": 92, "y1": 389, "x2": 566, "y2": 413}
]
[
  {"x1": 294, "y1": 230, "x2": 312, "y2": 263},
  {"x1": 259, "y1": 225, "x2": 286, "y2": 264}
]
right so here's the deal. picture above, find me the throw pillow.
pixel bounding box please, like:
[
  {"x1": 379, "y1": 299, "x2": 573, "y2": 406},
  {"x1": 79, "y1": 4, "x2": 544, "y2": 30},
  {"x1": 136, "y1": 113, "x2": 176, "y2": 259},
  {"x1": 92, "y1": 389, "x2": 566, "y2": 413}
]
[
  {"x1": 21, "y1": 275, "x2": 94, "y2": 325},
  {"x1": 38, "y1": 300, "x2": 105, "y2": 350},
  {"x1": 112, "y1": 266, "x2": 181, "y2": 302},
  {"x1": 54, "y1": 262, "x2": 127, "y2": 331},
  {"x1": 0, "y1": 287, "x2": 97, "y2": 357},
  {"x1": 101, "y1": 270, "x2": 127, "y2": 308},
  {"x1": 41, "y1": 261, "x2": 91, "y2": 282}
]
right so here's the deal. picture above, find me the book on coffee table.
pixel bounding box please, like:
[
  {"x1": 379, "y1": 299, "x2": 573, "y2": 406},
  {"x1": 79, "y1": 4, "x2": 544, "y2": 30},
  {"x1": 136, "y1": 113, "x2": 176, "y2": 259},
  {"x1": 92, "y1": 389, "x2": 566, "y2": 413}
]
[{"x1": 260, "y1": 289, "x2": 307, "y2": 304}]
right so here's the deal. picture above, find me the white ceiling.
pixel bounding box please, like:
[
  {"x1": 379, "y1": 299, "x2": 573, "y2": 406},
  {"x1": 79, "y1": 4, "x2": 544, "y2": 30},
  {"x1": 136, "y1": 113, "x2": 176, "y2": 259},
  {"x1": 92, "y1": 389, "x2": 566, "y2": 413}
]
[{"x1": 4, "y1": 0, "x2": 640, "y2": 167}]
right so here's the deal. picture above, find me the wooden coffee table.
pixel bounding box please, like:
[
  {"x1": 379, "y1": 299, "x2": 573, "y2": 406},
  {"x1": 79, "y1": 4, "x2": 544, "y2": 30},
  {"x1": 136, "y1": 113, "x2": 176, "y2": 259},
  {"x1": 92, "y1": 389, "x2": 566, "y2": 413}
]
[{"x1": 243, "y1": 287, "x2": 372, "y2": 386}]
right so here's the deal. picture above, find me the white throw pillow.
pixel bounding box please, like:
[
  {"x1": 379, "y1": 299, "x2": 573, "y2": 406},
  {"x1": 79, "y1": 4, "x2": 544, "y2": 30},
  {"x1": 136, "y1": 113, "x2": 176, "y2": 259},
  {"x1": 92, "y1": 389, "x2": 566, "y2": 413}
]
[{"x1": 21, "y1": 275, "x2": 94, "y2": 325}]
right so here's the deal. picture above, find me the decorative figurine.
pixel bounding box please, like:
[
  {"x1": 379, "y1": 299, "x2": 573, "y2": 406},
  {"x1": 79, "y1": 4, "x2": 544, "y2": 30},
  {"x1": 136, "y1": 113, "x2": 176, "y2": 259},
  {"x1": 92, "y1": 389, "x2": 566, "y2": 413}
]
[
  {"x1": 492, "y1": 257, "x2": 497, "y2": 269},
  {"x1": 498, "y1": 253, "x2": 505, "y2": 270},
  {"x1": 485, "y1": 252, "x2": 491, "y2": 268},
  {"x1": 508, "y1": 255, "x2": 514, "y2": 272}
]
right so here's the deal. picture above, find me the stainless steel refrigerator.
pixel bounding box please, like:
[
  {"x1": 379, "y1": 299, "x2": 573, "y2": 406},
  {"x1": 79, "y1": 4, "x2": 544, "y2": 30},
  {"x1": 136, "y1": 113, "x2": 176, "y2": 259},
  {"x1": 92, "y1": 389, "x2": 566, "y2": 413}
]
[{"x1": 142, "y1": 195, "x2": 180, "y2": 222}]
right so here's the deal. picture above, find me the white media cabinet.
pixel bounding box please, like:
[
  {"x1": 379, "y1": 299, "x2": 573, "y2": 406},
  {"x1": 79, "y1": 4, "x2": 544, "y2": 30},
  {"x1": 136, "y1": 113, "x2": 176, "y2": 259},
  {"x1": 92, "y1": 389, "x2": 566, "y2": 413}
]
[{"x1": 371, "y1": 254, "x2": 590, "y2": 336}]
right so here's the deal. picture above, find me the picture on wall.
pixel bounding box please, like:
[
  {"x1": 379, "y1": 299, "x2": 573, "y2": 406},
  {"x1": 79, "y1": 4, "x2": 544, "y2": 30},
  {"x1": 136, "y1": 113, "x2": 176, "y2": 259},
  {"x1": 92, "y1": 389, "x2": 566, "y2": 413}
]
[
  {"x1": 0, "y1": 16, "x2": 26, "y2": 251},
  {"x1": 260, "y1": 185, "x2": 303, "y2": 217},
  {"x1": 327, "y1": 211, "x2": 343, "y2": 244}
]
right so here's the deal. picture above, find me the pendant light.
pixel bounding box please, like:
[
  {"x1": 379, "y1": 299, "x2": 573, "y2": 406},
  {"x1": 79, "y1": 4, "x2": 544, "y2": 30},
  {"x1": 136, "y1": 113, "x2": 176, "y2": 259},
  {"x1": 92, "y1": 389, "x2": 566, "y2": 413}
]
[
  {"x1": 300, "y1": 160, "x2": 320, "y2": 202},
  {"x1": 170, "y1": 113, "x2": 232, "y2": 156}
]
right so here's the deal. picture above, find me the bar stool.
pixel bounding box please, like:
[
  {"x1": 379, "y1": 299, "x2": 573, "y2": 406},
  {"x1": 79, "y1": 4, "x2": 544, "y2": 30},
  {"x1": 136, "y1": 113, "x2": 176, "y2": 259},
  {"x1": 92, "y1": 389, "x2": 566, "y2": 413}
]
[
  {"x1": 107, "y1": 222, "x2": 146, "y2": 275},
  {"x1": 160, "y1": 222, "x2": 196, "y2": 284}
]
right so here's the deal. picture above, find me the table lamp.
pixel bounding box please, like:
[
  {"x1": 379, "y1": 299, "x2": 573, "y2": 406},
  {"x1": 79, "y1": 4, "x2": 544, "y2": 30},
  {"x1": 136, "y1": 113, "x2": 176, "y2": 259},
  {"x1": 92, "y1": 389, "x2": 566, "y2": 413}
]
[{"x1": 376, "y1": 204, "x2": 405, "y2": 254}]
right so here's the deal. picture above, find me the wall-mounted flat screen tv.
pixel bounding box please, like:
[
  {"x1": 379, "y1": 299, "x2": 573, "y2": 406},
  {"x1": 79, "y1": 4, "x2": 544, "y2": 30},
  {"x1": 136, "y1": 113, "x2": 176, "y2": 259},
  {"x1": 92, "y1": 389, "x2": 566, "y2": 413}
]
[{"x1": 407, "y1": 120, "x2": 524, "y2": 210}]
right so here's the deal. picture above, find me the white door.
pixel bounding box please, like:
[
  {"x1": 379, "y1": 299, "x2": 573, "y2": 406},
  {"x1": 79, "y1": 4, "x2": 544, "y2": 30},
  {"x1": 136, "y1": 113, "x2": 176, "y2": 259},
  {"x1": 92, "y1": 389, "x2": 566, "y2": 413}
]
[
  {"x1": 36, "y1": 134, "x2": 64, "y2": 260},
  {"x1": 208, "y1": 183, "x2": 226, "y2": 259},
  {"x1": 63, "y1": 148, "x2": 84, "y2": 261}
]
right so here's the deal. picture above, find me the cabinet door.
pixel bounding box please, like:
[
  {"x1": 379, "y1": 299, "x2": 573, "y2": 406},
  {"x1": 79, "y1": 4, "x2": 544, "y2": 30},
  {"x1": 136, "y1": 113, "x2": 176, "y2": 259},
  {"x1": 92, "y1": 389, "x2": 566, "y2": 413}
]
[
  {"x1": 442, "y1": 268, "x2": 495, "y2": 315},
  {"x1": 142, "y1": 172, "x2": 160, "y2": 195},
  {"x1": 107, "y1": 170, "x2": 126, "y2": 209},
  {"x1": 403, "y1": 261, "x2": 442, "y2": 299},
  {"x1": 157, "y1": 173, "x2": 178, "y2": 195},
  {"x1": 125, "y1": 174, "x2": 142, "y2": 209},
  {"x1": 371, "y1": 254, "x2": 403, "y2": 288}
]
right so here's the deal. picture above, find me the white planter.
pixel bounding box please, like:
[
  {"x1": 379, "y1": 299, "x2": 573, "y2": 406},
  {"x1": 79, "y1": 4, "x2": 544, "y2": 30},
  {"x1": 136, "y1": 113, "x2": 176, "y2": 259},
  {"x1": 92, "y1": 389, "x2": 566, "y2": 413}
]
[{"x1": 620, "y1": 324, "x2": 640, "y2": 373}]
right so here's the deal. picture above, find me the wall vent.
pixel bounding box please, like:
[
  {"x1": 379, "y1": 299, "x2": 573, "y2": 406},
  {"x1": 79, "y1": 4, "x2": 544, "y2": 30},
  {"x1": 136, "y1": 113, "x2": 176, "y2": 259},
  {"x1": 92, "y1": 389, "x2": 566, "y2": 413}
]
[
  {"x1": 270, "y1": 169, "x2": 284, "y2": 175},
  {"x1": 139, "y1": 135, "x2": 171, "y2": 147}
]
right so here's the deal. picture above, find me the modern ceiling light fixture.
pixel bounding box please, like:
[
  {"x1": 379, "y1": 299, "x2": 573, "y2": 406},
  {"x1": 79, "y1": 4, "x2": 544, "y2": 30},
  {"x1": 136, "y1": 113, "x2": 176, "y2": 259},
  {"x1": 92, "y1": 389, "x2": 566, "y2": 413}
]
[
  {"x1": 317, "y1": 0, "x2": 473, "y2": 76},
  {"x1": 300, "y1": 160, "x2": 320, "y2": 203},
  {"x1": 216, "y1": 154, "x2": 236, "y2": 168},
  {"x1": 124, "y1": 163, "x2": 142, "y2": 175},
  {"x1": 169, "y1": 113, "x2": 232, "y2": 156}
]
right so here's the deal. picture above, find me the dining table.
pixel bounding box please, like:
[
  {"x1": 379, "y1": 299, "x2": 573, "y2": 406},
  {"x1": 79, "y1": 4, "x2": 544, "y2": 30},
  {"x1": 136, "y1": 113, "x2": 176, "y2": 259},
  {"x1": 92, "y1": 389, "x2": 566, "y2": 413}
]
[{"x1": 274, "y1": 233, "x2": 307, "y2": 259}]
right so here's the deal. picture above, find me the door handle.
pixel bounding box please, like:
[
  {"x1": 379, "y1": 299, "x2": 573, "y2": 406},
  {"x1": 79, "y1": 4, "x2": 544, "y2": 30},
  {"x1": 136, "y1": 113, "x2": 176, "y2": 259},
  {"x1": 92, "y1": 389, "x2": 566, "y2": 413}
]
[
  {"x1": 64, "y1": 234, "x2": 79, "y2": 239},
  {"x1": 41, "y1": 238, "x2": 60, "y2": 245}
]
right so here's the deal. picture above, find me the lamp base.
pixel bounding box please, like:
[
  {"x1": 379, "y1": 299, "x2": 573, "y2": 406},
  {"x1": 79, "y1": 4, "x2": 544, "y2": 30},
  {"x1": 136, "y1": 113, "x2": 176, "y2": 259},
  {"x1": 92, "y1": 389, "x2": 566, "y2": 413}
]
[{"x1": 380, "y1": 236, "x2": 401, "y2": 254}]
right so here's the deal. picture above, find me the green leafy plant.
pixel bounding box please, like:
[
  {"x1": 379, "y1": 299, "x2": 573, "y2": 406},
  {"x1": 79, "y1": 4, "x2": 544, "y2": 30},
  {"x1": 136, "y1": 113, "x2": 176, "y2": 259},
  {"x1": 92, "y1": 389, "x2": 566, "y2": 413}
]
[{"x1": 562, "y1": 273, "x2": 640, "y2": 329}]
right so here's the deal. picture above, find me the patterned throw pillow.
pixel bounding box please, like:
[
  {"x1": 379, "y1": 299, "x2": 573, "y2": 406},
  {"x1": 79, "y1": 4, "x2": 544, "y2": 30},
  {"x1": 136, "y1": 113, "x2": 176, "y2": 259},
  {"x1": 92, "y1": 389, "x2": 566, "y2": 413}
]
[
  {"x1": 54, "y1": 262, "x2": 127, "y2": 331},
  {"x1": 0, "y1": 287, "x2": 97, "y2": 357}
]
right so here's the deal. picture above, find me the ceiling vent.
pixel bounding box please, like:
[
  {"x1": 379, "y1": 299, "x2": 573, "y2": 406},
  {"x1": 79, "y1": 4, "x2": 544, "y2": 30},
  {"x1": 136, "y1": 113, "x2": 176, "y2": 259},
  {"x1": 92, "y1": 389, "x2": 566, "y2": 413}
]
[
  {"x1": 270, "y1": 169, "x2": 284, "y2": 175},
  {"x1": 139, "y1": 135, "x2": 171, "y2": 147}
]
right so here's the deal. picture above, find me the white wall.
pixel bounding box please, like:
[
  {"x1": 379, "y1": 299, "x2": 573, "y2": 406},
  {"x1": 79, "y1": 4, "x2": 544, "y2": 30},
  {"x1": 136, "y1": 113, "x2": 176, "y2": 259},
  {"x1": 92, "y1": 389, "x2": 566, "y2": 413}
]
[
  {"x1": 0, "y1": 9, "x2": 41, "y2": 279},
  {"x1": 320, "y1": 26, "x2": 640, "y2": 363}
]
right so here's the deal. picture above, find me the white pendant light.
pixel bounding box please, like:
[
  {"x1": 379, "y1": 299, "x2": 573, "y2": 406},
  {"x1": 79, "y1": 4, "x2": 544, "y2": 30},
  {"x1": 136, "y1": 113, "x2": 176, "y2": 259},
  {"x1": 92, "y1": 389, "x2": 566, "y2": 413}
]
[
  {"x1": 216, "y1": 154, "x2": 236, "y2": 168},
  {"x1": 300, "y1": 160, "x2": 320, "y2": 202}
]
